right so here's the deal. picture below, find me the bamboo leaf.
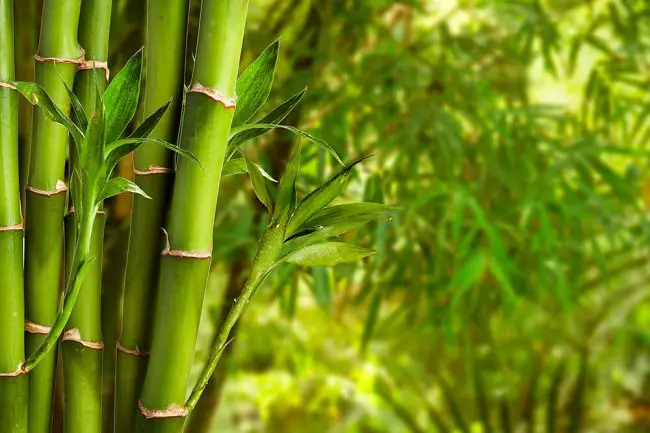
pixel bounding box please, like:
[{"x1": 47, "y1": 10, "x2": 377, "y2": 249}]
[
  {"x1": 291, "y1": 202, "x2": 393, "y2": 238},
  {"x1": 97, "y1": 177, "x2": 151, "y2": 204},
  {"x1": 311, "y1": 267, "x2": 332, "y2": 310},
  {"x1": 62, "y1": 78, "x2": 88, "y2": 132},
  {"x1": 285, "y1": 157, "x2": 367, "y2": 238},
  {"x1": 229, "y1": 88, "x2": 306, "y2": 148},
  {"x1": 244, "y1": 156, "x2": 273, "y2": 211},
  {"x1": 282, "y1": 242, "x2": 374, "y2": 267},
  {"x1": 272, "y1": 142, "x2": 302, "y2": 225},
  {"x1": 282, "y1": 220, "x2": 366, "y2": 256},
  {"x1": 129, "y1": 99, "x2": 172, "y2": 139},
  {"x1": 103, "y1": 48, "x2": 143, "y2": 143},
  {"x1": 232, "y1": 40, "x2": 279, "y2": 127},
  {"x1": 222, "y1": 158, "x2": 247, "y2": 177},
  {"x1": 14, "y1": 81, "x2": 84, "y2": 145},
  {"x1": 361, "y1": 289, "x2": 382, "y2": 353},
  {"x1": 104, "y1": 137, "x2": 200, "y2": 176},
  {"x1": 230, "y1": 122, "x2": 342, "y2": 165}
]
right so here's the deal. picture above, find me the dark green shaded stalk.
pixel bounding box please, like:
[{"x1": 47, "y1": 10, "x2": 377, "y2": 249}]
[
  {"x1": 24, "y1": 1, "x2": 83, "y2": 432},
  {"x1": 134, "y1": 1, "x2": 249, "y2": 431},
  {"x1": 14, "y1": 0, "x2": 38, "y2": 203},
  {"x1": 62, "y1": 1, "x2": 112, "y2": 432},
  {"x1": 62, "y1": 211, "x2": 105, "y2": 433},
  {"x1": 0, "y1": 1, "x2": 27, "y2": 431},
  {"x1": 115, "y1": 1, "x2": 189, "y2": 431}
]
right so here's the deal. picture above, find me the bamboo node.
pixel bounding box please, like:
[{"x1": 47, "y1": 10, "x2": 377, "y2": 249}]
[
  {"x1": 61, "y1": 328, "x2": 104, "y2": 349},
  {"x1": 0, "y1": 82, "x2": 16, "y2": 90},
  {"x1": 34, "y1": 50, "x2": 86, "y2": 65},
  {"x1": 160, "y1": 228, "x2": 212, "y2": 259},
  {"x1": 133, "y1": 165, "x2": 175, "y2": 176},
  {"x1": 138, "y1": 400, "x2": 188, "y2": 419},
  {"x1": 25, "y1": 320, "x2": 51, "y2": 335},
  {"x1": 116, "y1": 340, "x2": 150, "y2": 357},
  {"x1": 78, "y1": 60, "x2": 110, "y2": 81},
  {"x1": 0, "y1": 363, "x2": 26, "y2": 377},
  {"x1": 188, "y1": 83, "x2": 237, "y2": 109},
  {"x1": 0, "y1": 220, "x2": 24, "y2": 232},
  {"x1": 26, "y1": 179, "x2": 67, "y2": 197}
]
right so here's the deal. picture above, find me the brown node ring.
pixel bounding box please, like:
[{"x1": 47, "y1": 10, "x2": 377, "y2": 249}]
[
  {"x1": 78, "y1": 60, "x2": 110, "y2": 81},
  {"x1": 188, "y1": 83, "x2": 237, "y2": 109},
  {"x1": 0, "y1": 363, "x2": 25, "y2": 377},
  {"x1": 160, "y1": 228, "x2": 212, "y2": 259},
  {"x1": 25, "y1": 320, "x2": 51, "y2": 335},
  {"x1": 34, "y1": 50, "x2": 85, "y2": 65},
  {"x1": 26, "y1": 179, "x2": 67, "y2": 197},
  {"x1": 0, "y1": 221, "x2": 24, "y2": 232},
  {"x1": 61, "y1": 328, "x2": 104, "y2": 349},
  {"x1": 138, "y1": 401, "x2": 188, "y2": 419},
  {"x1": 134, "y1": 166, "x2": 175, "y2": 176},
  {"x1": 0, "y1": 82, "x2": 16, "y2": 90},
  {"x1": 116, "y1": 340, "x2": 150, "y2": 357}
]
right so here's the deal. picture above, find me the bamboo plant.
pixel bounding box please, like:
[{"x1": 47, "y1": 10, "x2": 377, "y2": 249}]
[
  {"x1": 61, "y1": 0, "x2": 112, "y2": 432},
  {"x1": 0, "y1": 1, "x2": 27, "y2": 432},
  {"x1": 23, "y1": 1, "x2": 83, "y2": 431},
  {"x1": 115, "y1": 1, "x2": 190, "y2": 431}
]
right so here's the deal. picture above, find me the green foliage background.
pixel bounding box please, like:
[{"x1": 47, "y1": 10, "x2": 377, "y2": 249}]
[{"x1": 103, "y1": 0, "x2": 650, "y2": 431}]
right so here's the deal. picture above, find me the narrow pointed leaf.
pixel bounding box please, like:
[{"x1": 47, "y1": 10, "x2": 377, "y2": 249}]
[
  {"x1": 272, "y1": 142, "x2": 302, "y2": 224},
  {"x1": 295, "y1": 202, "x2": 393, "y2": 235},
  {"x1": 282, "y1": 242, "x2": 374, "y2": 267},
  {"x1": 233, "y1": 40, "x2": 279, "y2": 127},
  {"x1": 286, "y1": 157, "x2": 367, "y2": 237},
  {"x1": 104, "y1": 49, "x2": 143, "y2": 142},
  {"x1": 229, "y1": 88, "x2": 306, "y2": 147},
  {"x1": 62, "y1": 78, "x2": 88, "y2": 132},
  {"x1": 97, "y1": 177, "x2": 151, "y2": 204},
  {"x1": 244, "y1": 156, "x2": 273, "y2": 212},
  {"x1": 222, "y1": 158, "x2": 247, "y2": 177},
  {"x1": 229, "y1": 122, "x2": 343, "y2": 165},
  {"x1": 129, "y1": 99, "x2": 173, "y2": 139},
  {"x1": 14, "y1": 81, "x2": 84, "y2": 145},
  {"x1": 104, "y1": 137, "x2": 201, "y2": 177}
]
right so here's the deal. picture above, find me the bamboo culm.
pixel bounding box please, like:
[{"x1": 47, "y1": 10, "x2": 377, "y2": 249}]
[
  {"x1": 0, "y1": 0, "x2": 28, "y2": 431},
  {"x1": 134, "y1": 1, "x2": 249, "y2": 432},
  {"x1": 116, "y1": 1, "x2": 189, "y2": 431},
  {"x1": 62, "y1": 0, "x2": 112, "y2": 432},
  {"x1": 24, "y1": 1, "x2": 83, "y2": 432}
]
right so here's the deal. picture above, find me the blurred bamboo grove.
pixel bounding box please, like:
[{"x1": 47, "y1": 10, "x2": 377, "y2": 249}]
[{"x1": 1, "y1": 0, "x2": 650, "y2": 432}]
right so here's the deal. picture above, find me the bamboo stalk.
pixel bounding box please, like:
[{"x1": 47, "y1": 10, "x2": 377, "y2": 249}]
[
  {"x1": 0, "y1": 1, "x2": 28, "y2": 431},
  {"x1": 60, "y1": 1, "x2": 112, "y2": 432},
  {"x1": 134, "y1": 1, "x2": 249, "y2": 431},
  {"x1": 14, "y1": 0, "x2": 37, "y2": 203},
  {"x1": 24, "y1": 1, "x2": 83, "y2": 432},
  {"x1": 115, "y1": 1, "x2": 189, "y2": 431}
]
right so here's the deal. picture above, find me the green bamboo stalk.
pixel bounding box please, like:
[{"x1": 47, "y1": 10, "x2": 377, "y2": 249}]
[
  {"x1": 60, "y1": 2, "x2": 112, "y2": 432},
  {"x1": 24, "y1": 1, "x2": 83, "y2": 432},
  {"x1": 0, "y1": 1, "x2": 28, "y2": 432},
  {"x1": 115, "y1": 1, "x2": 189, "y2": 431},
  {"x1": 134, "y1": 1, "x2": 249, "y2": 431},
  {"x1": 14, "y1": 0, "x2": 37, "y2": 203}
]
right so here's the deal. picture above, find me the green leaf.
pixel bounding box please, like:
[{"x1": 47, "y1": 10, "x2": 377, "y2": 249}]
[
  {"x1": 229, "y1": 88, "x2": 306, "y2": 148},
  {"x1": 229, "y1": 122, "x2": 343, "y2": 165},
  {"x1": 281, "y1": 220, "x2": 366, "y2": 257},
  {"x1": 222, "y1": 158, "x2": 247, "y2": 177},
  {"x1": 104, "y1": 137, "x2": 200, "y2": 177},
  {"x1": 232, "y1": 40, "x2": 279, "y2": 128},
  {"x1": 129, "y1": 99, "x2": 172, "y2": 139},
  {"x1": 272, "y1": 142, "x2": 301, "y2": 225},
  {"x1": 61, "y1": 78, "x2": 88, "y2": 132},
  {"x1": 97, "y1": 177, "x2": 150, "y2": 204},
  {"x1": 244, "y1": 156, "x2": 273, "y2": 212},
  {"x1": 292, "y1": 203, "x2": 393, "y2": 237},
  {"x1": 285, "y1": 157, "x2": 367, "y2": 237},
  {"x1": 282, "y1": 242, "x2": 374, "y2": 267},
  {"x1": 14, "y1": 81, "x2": 84, "y2": 145},
  {"x1": 103, "y1": 48, "x2": 143, "y2": 143},
  {"x1": 450, "y1": 251, "x2": 486, "y2": 311},
  {"x1": 80, "y1": 98, "x2": 106, "y2": 177},
  {"x1": 311, "y1": 267, "x2": 332, "y2": 310}
]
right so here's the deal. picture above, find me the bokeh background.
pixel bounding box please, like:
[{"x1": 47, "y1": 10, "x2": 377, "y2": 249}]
[{"x1": 100, "y1": 0, "x2": 650, "y2": 431}]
